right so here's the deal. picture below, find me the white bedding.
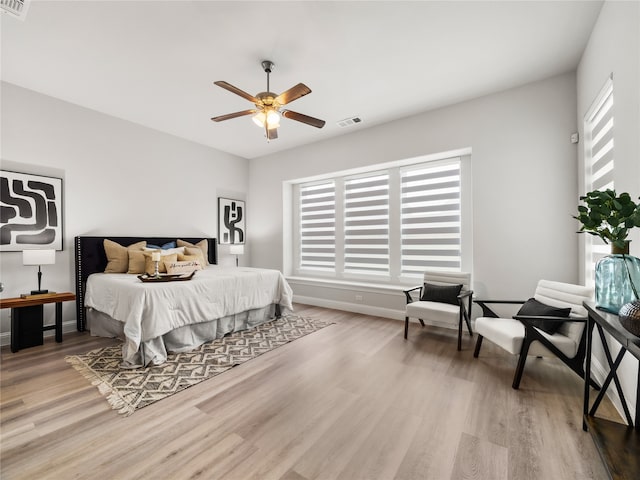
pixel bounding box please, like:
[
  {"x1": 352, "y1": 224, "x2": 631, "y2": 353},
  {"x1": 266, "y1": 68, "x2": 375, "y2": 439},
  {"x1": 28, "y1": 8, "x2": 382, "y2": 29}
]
[{"x1": 85, "y1": 266, "x2": 293, "y2": 366}]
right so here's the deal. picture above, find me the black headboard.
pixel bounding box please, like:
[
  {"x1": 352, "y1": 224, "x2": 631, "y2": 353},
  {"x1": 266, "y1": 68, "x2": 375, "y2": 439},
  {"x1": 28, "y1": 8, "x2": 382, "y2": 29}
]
[{"x1": 74, "y1": 236, "x2": 217, "y2": 331}]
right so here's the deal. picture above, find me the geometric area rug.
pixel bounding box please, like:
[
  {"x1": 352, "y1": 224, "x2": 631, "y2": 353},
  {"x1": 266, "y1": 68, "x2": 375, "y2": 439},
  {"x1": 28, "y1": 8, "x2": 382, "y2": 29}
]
[{"x1": 65, "y1": 315, "x2": 333, "y2": 416}]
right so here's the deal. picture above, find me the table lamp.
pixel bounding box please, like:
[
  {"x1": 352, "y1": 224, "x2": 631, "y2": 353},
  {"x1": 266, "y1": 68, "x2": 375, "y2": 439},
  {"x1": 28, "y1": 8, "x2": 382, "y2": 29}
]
[
  {"x1": 230, "y1": 244, "x2": 244, "y2": 267},
  {"x1": 23, "y1": 249, "x2": 56, "y2": 294}
]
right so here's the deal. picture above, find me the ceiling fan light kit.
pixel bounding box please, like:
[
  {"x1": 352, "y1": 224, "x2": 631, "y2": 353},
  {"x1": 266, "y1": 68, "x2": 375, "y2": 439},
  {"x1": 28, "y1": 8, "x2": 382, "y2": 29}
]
[{"x1": 211, "y1": 60, "x2": 325, "y2": 141}]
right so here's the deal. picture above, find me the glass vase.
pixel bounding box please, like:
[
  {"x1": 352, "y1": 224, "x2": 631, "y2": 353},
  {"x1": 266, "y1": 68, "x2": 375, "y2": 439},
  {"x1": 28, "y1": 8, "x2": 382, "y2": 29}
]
[{"x1": 595, "y1": 249, "x2": 640, "y2": 314}]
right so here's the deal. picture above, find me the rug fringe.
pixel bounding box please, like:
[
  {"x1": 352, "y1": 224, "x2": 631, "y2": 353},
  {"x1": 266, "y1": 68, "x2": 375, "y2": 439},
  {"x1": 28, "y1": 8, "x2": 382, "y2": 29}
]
[{"x1": 65, "y1": 355, "x2": 135, "y2": 417}]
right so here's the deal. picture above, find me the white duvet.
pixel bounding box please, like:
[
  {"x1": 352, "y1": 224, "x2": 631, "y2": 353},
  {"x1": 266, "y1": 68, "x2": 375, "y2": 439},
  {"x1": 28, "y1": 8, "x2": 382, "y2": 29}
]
[{"x1": 85, "y1": 266, "x2": 294, "y2": 360}]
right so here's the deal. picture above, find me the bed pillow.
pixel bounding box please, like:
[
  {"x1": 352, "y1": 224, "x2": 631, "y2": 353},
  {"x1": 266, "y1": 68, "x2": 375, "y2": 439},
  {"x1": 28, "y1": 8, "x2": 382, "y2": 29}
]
[
  {"x1": 177, "y1": 253, "x2": 201, "y2": 262},
  {"x1": 147, "y1": 241, "x2": 177, "y2": 250},
  {"x1": 177, "y1": 239, "x2": 209, "y2": 265},
  {"x1": 182, "y1": 246, "x2": 207, "y2": 266},
  {"x1": 144, "y1": 246, "x2": 185, "y2": 256},
  {"x1": 515, "y1": 298, "x2": 572, "y2": 335},
  {"x1": 420, "y1": 283, "x2": 463, "y2": 305},
  {"x1": 127, "y1": 249, "x2": 149, "y2": 274},
  {"x1": 165, "y1": 260, "x2": 202, "y2": 275},
  {"x1": 104, "y1": 239, "x2": 146, "y2": 273},
  {"x1": 143, "y1": 253, "x2": 179, "y2": 275}
]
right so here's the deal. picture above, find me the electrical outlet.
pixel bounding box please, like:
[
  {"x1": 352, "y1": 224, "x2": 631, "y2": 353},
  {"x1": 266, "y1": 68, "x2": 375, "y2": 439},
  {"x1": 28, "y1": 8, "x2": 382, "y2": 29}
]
[{"x1": 355, "y1": 295, "x2": 363, "y2": 302}]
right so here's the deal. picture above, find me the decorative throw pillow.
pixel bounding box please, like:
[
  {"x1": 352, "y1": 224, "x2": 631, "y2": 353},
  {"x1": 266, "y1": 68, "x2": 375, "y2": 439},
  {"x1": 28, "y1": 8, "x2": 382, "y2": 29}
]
[
  {"x1": 177, "y1": 253, "x2": 200, "y2": 262},
  {"x1": 104, "y1": 239, "x2": 146, "y2": 273},
  {"x1": 147, "y1": 241, "x2": 177, "y2": 250},
  {"x1": 165, "y1": 260, "x2": 202, "y2": 275},
  {"x1": 143, "y1": 253, "x2": 179, "y2": 275},
  {"x1": 144, "y1": 246, "x2": 185, "y2": 256},
  {"x1": 420, "y1": 283, "x2": 463, "y2": 305},
  {"x1": 177, "y1": 239, "x2": 209, "y2": 265},
  {"x1": 182, "y1": 246, "x2": 206, "y2": 266},
  {"x1": 515, "y1": 298, "x2": 572, "y2": 335},
  {"x1": 127, "y1": 249, "x2": 149, "y2": 274}
]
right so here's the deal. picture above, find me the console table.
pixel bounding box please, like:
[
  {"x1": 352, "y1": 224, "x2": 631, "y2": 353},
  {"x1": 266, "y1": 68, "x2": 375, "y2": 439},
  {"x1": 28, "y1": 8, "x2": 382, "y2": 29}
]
[
  {"x1": 1, "y1": 292, "x2": 76, "y2": 353},
  {"x1": 583, "y1": 301, "x2": 640, "y2": 479}
]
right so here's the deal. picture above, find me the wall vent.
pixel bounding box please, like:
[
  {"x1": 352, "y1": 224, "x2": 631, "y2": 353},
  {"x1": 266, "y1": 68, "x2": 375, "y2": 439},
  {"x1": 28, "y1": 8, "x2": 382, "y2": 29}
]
[
  {"x1": 337, "y1": 116, "x2": 362, "y2": 128},
  {"x1": 1, "y1": 0, "x2": 30, "y2": 20}
]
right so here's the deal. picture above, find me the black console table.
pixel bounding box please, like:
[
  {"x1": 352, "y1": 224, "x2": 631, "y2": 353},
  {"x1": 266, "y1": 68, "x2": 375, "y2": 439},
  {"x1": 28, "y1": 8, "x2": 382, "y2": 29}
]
[{"x1": 583, "y1": 301, "x2": 640, "y2": 479}]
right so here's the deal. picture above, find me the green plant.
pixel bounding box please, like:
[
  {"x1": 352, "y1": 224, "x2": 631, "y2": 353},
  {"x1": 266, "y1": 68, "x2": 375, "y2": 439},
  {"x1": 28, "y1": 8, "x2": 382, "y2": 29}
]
[{"x1": 574, "y1": 189, "x2": 640, "y2": 250}]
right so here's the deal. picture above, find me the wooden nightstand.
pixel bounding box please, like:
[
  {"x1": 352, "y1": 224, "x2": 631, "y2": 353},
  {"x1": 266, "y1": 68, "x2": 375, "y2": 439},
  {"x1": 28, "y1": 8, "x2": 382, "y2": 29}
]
[{"x1": 0, "y1": 292, "x2": 76, "y2": 352}]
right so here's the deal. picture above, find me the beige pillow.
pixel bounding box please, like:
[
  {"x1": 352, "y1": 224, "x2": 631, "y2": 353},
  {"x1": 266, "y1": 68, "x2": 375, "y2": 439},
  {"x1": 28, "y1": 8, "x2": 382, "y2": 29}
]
[
  {"x1": 165, "y1": 260, "x2": 202, "y2": 275},
  {"x1": 127, "y1": 249, "x2": 149, "y2": 274},
  {"x1": 182, "y1": 247, "x2": 206, "y2": 266},
  {"x1": 104, "y1": 240, "x2": 146, "y2": 273},
  {"x1": 177, "y1": 239, "x2": 209, "y2": 265},
  {"x1": 144, "y1": 253, "x2": 178, "y2": 275},
  {"x1": 177, "y1": 253, "x2": 200, "y2": 262}
]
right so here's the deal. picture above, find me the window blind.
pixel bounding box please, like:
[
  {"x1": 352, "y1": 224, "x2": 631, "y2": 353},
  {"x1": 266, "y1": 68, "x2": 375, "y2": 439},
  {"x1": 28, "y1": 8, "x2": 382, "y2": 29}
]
[
  {"x1": 587, "y1": 80, "x2": 614, "y2": 191},
  {"x1": 585, "y1": 78, "x2": 615, "y2": 286},
  {"x1": 401, "y1": 160, "x2": 461, "y2": 274},
  {"x1": 299, "y1": 181, "x2": 336, "y2": 271},
  {"x1": 344, "y1": 172, "x2": 389, "y2": 275}
]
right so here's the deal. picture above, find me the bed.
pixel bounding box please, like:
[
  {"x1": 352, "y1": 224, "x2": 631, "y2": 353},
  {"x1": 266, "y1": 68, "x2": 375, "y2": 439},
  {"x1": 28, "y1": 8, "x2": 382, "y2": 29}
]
[{"x1": 74, "y1": 236, "x2": 293, "y2": 367}]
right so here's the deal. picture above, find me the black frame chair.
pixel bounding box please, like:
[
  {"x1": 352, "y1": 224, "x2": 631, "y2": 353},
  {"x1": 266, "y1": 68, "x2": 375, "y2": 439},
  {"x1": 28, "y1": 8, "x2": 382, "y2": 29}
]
[
  {"x1": 474, "y1": 299, "x2": 600, "y2": 390},
  {"x1": 403, "y1": 271, "x2": 473, "y2": 351}
]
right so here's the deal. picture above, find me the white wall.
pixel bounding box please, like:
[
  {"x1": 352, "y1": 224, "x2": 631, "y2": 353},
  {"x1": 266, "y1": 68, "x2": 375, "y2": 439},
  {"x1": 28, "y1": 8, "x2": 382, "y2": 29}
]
[
  {"x1": 0, "y1": 82, "x2": 249, "y2": 339},
  {"x1": 249, "y1": 72, "x2": 579, "y2": 315},
  {"x1": 576, "y1": 0, "x2": 640, "y2": 424}
]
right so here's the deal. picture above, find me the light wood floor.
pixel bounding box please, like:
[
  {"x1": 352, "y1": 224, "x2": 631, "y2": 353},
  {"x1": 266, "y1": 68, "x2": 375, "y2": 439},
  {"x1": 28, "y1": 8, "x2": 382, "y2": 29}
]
[{"x1": 1, "y1": 304, "x2": 618, "y2": 480}]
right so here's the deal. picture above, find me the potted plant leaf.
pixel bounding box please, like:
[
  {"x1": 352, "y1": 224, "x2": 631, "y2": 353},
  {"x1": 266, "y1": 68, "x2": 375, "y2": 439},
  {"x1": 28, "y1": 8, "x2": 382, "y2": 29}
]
[{"x1": 574, "y1": 189, "x2": 640, "y2": 333}]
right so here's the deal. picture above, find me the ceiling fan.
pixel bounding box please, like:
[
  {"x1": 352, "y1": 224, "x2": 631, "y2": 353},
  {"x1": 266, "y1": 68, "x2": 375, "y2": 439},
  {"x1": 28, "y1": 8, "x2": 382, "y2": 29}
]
[{"x1": 211, "y1": 60, "x2": 326, "y2": 140}]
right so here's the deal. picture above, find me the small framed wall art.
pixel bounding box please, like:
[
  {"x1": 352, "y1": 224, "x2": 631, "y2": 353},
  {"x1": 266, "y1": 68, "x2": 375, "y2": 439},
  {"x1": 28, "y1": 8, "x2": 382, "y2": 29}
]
[
  {"x1": 0, "y1": 170, "x2": 63, "y2": 251},
  {"x1": 218, "y1": 197, "x2": 245, "y2": 245}
]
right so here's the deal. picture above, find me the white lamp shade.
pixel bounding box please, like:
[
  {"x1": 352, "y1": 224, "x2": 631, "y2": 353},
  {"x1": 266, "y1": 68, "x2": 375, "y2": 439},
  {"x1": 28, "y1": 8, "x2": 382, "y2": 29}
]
[
  {"x1": 229, "y1": 245, "x2": 244, "y2": 255},
  {"x1": 23, "y1": 249, "x2": 56, "y2": 266},
  {"x1": 252, "y1": 111, "x2": 266, "y2": 128}
]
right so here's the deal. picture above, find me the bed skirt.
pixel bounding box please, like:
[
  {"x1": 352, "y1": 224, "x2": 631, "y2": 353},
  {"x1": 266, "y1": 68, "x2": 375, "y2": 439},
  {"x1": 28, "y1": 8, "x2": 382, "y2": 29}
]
[{"x1": 86, "y1": 304, "x2": 279, "y2": 368}]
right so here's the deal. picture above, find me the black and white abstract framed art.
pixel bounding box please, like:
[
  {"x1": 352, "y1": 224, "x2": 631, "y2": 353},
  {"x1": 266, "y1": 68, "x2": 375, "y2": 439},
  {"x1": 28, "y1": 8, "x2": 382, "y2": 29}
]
[
  {"x1": 218, "y1": 197, "x2": 245, "y2": 245},
  {"x1": 0, "y1": 170, "x2": 63, "y2": 251}
]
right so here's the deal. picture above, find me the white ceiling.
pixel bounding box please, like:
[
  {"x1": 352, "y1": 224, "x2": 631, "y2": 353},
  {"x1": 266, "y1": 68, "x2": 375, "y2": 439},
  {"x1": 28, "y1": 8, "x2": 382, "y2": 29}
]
[{"x1": 1, "y1": 1, "x2": 603, "y2": 159}]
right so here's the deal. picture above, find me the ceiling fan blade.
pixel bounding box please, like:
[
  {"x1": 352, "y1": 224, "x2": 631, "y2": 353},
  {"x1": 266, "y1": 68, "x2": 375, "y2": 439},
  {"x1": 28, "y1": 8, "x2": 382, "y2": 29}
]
[
  {"x1": 281, "y1": 110, "x2": 326, "y2": 129},
  {"x1": 211, "y1": 109, "x2": 257, "y2": 122},
  {"x1": 274, "y1": 83, "x2": 312, "y2": 105},
  {"x1": 214, "y1": 81, "x2": 259, "y2": 104},
  {"x1": 267, "y1": 127, "x2": 278, "y2": 140}
]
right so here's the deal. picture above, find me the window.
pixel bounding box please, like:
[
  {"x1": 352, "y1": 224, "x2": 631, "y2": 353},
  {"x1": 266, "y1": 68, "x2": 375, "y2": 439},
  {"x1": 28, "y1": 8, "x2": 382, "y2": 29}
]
[
  {"x1": 292, "y1": 151, "x2": 469, "y2": 284},
  {"x1": 344, "y1": 172, "x2": 390, "y2": 275},
  {"x1": 298, "y1": 180, "x2": 336, "y2": 272},
  {"x1": 583, "y1": 76, "x2": 615, "y2": 287},
  {"x1": 401, "y1": 160, "x2": 461, "y2": 275}
]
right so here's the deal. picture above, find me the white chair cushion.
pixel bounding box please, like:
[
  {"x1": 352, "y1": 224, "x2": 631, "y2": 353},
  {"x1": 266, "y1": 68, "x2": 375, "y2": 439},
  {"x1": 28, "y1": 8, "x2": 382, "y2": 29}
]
[
  {"x1": 406, "y1": 301, "x2": 459, "y2": 327},
  {"x1": 476, "y1": 317, "x2": 525, "y2": 355},
  {"x1": 423, "y1": 271, "x2": 471, "y2": 291},
  {"x1": 534, "y1": 279, "x2": 593, "y2": 344},
  {"x1": 475, "y1": 316, "x2": 579, "y2": 358}
]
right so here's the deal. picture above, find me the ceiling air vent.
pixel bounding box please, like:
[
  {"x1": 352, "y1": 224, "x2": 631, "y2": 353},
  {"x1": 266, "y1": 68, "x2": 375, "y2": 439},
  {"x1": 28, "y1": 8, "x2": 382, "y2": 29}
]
[
  {"x1": 1, "y1": 0, "x2": 30, "y2": 20},
  {"x1": 337, "y1": 116, "x2": 362, "y2": 128}
]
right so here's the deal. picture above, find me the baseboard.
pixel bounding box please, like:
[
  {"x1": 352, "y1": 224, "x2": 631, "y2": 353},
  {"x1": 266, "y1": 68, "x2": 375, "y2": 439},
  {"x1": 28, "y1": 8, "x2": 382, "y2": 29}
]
[
  {"x1": 294, "y1": 295, "x2": 405, "y2": 321},
  {"x1": 292, "y1": 295, "x2": 476, "y2": 331},
  {"x1": 0, "y1": 320, "x2": 78, "y2": 347}
]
